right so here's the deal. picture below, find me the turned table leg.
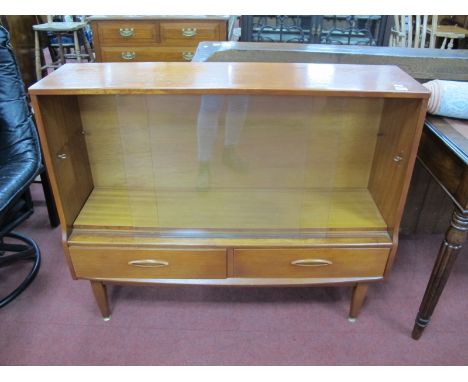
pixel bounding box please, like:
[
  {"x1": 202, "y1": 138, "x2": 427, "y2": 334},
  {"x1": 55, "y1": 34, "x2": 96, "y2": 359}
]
[
  {"x1": 349, "y1": 283, "x2": 369, "y2": 322},
  {"x1": 90, "y1": 281, "x2": 111, "y2": 320},
  {"x1": 412, "y1": 209, "x2": 468, "y2": 340}
]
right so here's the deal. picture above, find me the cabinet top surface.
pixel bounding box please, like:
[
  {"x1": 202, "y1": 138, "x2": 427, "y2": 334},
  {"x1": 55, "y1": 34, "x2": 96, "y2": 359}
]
[
  {"x1": 28, "y1": 62, "x2": 429, "y2": 98},
  {"x1": 86, "y1": 15, "x2": 231, "y2": 21}
]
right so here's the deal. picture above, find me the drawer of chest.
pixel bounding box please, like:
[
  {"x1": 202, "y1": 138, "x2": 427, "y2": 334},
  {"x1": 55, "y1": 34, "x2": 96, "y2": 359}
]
[
  {"x1": 100, "y1": 47, "x2": 196, "y2": 62},
  {"x1": 96, "y1": 21, "x2": 160, "y2": 46},
  {"x1": 160, "y1": 21, "x2": 224, "y2": 45},
  {"x1": 232, "y1": 248, "x2": 390, "y2": 278},
  {"x1": 69, "y1": 246, "x2": 227, "y2": 279}
]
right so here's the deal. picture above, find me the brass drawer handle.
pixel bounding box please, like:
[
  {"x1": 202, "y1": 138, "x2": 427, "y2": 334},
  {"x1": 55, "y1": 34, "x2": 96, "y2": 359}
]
[
  {"x1": 182, "y1": 27, "x2": 197, "y2": 37},
  {"x1": 291, "y1": 259, "x2": 333, "y2": 267},
  {"x1": 119, "y1": 27, "x2": 134, "y2": 37},
  {"x1": 182, "y1": 51, "x2": 194, "y2": 61},
  {"x1": 121, "y1": 51, "x2": 136, "y2": 60},
  {"x1": 128, "y1": 259, "x2": 169, "y2": 268}
]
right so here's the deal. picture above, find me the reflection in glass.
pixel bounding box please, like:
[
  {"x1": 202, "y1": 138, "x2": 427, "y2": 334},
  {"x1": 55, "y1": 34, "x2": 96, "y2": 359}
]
[
  {"x1": 76, "y1": 94, "x2": 387, "y2": 238},
  {"x1": 197, "y1": 95, "x2": 248, "y2": 189}
]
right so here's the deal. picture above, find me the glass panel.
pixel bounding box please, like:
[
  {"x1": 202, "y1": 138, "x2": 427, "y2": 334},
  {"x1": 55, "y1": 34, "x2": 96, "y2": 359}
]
[{"x1": 76, "y1": 94, "x2": 386, "y2": 238}]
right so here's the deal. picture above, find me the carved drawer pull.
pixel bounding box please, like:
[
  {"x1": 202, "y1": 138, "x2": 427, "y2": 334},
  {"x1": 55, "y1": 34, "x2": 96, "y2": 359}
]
[
  {"x1": 121, "y1": 51, "x2": 136, "y2": 60},
  {"x1": 128, "y1": 259, "x2": 169, "y2": 268},
  {"x1": 290, "y1": 259, "x2": 333, "y2": 267},
  {"x1": 119, "y1": 27, "x2": 134, "y2": 37},
  {"x1": 182, "y1": 51, "x2": 194, "y2": 61},
  {"x1": 182, "y1": 27, "x2": 197, "y2": 37}
]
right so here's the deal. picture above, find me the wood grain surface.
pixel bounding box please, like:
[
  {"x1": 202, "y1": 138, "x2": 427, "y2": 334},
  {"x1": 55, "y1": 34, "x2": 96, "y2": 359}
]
[{"x1": 29, "y1": 62, "x2": 430, "y2": 98}]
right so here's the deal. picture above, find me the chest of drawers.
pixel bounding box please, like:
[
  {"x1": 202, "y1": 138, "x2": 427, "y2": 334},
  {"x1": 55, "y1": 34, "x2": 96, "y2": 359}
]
[
  {"x1": 29, "y1": 62, "x2": 429, "y2": 320},
  {"x1": 88, "y1": 16, "x2": 230, "y2": 62}
]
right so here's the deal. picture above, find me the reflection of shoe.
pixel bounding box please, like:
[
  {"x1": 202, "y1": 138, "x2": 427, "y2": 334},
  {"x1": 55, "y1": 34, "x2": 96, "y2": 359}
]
[
  {"x1": 197, "y1": 162, "x2": 210, "y2": 191},
  {"x1": 222, "y1": 146, "x2": 247, "y2": 172}
]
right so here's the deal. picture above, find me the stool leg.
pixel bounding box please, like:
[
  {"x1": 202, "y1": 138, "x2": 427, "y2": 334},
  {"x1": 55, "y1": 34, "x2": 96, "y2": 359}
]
[
  {"x1": 82, "y1": 29, "x2": 94, "y2": 62},
  {"x1": 74, "y1": 31, "x2": 82, "y2": 63},
  {"x1": 57, "y1": 34, "x2": 65, "y2": 65},
  {"x1": 34, "y1": 30, "x2": 42, "y2": 80}
]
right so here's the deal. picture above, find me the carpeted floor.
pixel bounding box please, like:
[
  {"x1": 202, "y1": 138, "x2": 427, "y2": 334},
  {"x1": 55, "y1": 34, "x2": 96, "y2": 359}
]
[{"x1": 0, "y1": 184, "x2": 467, "y2": 365}]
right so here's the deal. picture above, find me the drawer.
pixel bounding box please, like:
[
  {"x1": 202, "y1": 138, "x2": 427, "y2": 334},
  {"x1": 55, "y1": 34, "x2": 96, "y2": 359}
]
[
  {"x1": 233, "y1": 248, "x2": 390, "y2": 278},
  {"x1": 100, "y1": 47, "x2": 196, "y2": 62},
  {"x1": 160, "y1": 22, "x2": 223, "y2": 46},
  {"x1": 96, "y1": 21, "x2": 160, "y2": 46},
  {"x1": 69, "y1": 247, "x2": 227, "y2": 279}
]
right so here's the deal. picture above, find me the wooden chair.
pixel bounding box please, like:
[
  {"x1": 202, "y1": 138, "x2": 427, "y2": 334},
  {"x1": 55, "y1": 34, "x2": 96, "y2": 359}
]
[
  {"x1": 390, "y1": 15, "x2": 432, "y2": 48},
  {"x1": 390, "y1": 15, "x2": 468, "y2": 49},
  {"x1": 429, "y1": 16, "x2": 468, "y2": 49}
]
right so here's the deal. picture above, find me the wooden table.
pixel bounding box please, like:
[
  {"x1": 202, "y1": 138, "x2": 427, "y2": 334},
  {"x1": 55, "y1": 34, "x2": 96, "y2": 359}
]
[{"x1": 411, "y1": 116, "x2": 468, "y2": 339}]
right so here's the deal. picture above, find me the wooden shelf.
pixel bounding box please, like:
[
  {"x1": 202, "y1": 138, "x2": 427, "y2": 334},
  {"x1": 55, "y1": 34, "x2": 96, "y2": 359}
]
[{"x1": 74, "y1": 187, "x2": 387, "y2": 235}]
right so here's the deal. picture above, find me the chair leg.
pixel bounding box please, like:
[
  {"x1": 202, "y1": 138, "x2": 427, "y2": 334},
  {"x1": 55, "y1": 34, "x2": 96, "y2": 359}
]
[
  {"x1": 39, "y1": 168, "x2": 60, "y2": 228},
  {"x1": 441, "y1": 37, "x2": 448, "y2": 49},
  {"x1": 0, "y1": 232, "x2": 41, "y2": 308}
]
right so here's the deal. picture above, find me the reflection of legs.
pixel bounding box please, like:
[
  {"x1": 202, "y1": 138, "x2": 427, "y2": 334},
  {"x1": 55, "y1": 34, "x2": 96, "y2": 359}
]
[
  {"x1": 198, "y1": 95, "x2": 223, "y2": 162},
  {"x1": 223, "y1": 95, "x2": 248, "y2": 171},
  {"x1": 197, "y1": 95, "x2": 223, "y2": 189}
]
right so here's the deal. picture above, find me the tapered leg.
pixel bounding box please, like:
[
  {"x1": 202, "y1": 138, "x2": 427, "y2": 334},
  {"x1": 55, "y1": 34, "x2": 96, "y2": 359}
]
[
  {"x1": 90, "y1": 281, "x2": 111, "y2": 320},
  {"x1": 412, "y1": 209, "x2": 468, "y2": 339},
  {"x1": 349, "y1": 283, "x2": 369, "y2": 321}
]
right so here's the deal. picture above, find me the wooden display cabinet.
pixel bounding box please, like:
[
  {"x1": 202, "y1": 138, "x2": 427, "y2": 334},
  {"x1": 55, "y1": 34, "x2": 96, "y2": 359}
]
[{"x1": 29, "y1": 62, "x2": 429, "y2": 319}]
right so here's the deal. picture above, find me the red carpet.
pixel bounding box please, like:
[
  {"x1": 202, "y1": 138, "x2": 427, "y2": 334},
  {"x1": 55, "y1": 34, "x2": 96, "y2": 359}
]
[{"x1": 0, "y1": 184, "x2": 467, "y2": 365}]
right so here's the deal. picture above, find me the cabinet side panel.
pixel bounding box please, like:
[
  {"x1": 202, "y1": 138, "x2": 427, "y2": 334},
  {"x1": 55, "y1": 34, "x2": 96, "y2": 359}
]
[
  {"x1": 368, "y1": 98, "x2": 427, "y2": 233},
  {"x1": 33, "y1": 95, "x2": 94, "y2": 233}
]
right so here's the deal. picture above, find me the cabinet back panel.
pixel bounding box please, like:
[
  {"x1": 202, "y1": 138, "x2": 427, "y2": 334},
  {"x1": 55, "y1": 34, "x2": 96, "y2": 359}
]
[{"x1": 78, "y1": 94, "x2": 383, "y2": 190}]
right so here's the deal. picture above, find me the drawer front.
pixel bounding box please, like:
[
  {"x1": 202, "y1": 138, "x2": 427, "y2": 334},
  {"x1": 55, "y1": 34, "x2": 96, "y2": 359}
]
[
  {"x1": 69, "y1": 247, "x2": 227, "y2": 279},
  {"x1": 160, "y1": 22, "x2": 223, "y2": 46},
  {"x1": 96, "y1": 21, "x2": 160, "y2": 46},
  {"x1": 100, "y1": 47, "x2": 196, "y2": 62},
  {"x1": 233, "y1": 248, "x2": 389, "y2": 278}
]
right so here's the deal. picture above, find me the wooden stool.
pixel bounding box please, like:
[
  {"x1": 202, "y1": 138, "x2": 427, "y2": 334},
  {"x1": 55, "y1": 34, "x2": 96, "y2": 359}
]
[{"x1": 33, "y1": 21, "x2": 94, "y2": 79}]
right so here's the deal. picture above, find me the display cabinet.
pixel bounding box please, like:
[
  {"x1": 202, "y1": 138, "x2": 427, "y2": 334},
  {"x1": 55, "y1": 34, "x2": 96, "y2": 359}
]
[{"x1": 29, "y1": 62, "x2": 429, "y2": 319}]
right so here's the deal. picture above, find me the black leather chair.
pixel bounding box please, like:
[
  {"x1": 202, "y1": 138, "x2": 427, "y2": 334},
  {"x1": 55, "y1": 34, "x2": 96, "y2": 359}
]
[{"x1": 0, "y1": 25, "x2": 42, "y2": 308}]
